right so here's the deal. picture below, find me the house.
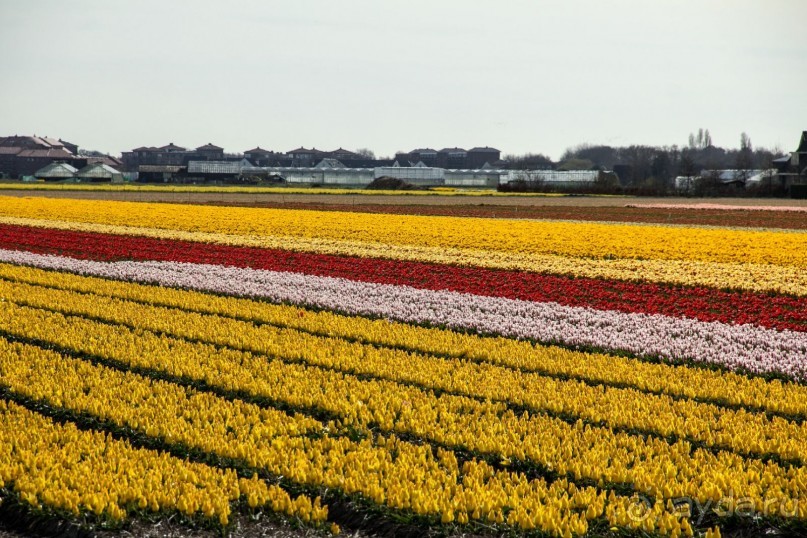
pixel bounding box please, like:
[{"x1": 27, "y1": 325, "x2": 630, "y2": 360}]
[
  {"x1": 327, "y1": 148, "x2": 361, "y2": 161},
  {"x1": 287, "y1": 147, "x2": 326, "y2": 167},
  {"x1": 195, "y1": 143, "x2": 224, "y2": 160},
  {"x1": 160, "y1": 143, "x2": 186, "y2": 153},
  {"x1": 121, "y1": 143, "x2": 228, "y2": 172},
  {"x1": 244, "y1": 146, "x2": 275, "y2": 166},
  {"x1": 0, "y1": 135, "x2": 85, "y2": 177},
  {"x1": 466, "y1": 147, "x2": 501, "y2": 169},
  {"x1": 437, "y1": 147, "x2": 468, "y2": 168},
  {"x1": 772, "y1": 131, "x2": 807, "y2": 187},
  {"x1": 15, "y1": 148, "x2": 85, "y2": 177},
  {"x1": 411, "y1": 148, "x2": 438, "y2": 166},
  {"x1": 0, "y1": 147, "x2": 21, "y2": 178},
  {"x1": 244, "y1": 147, "x2": 292, "y2": 167},
  {"x1": 122, "y1": 145, "x2": 182, "y2": 170},
  {"x1": 394, "y1": 148, "x2": 439, "y2": 167}
]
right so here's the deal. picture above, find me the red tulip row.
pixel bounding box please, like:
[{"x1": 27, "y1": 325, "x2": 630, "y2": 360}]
[{"x1": 0, "y1": 223, "x2": 804, "y2": 332}]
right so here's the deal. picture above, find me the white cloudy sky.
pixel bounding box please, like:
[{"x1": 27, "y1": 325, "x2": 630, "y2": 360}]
[{"x1": 1, "y1": 0, "x2": 805, "y2": 159}]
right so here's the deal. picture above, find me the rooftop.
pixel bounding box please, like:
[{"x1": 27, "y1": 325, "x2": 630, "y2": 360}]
[
  {"x1": 315, "y1": 158, "x2": 346, "y2": 169},
  {"x1": 159, "y1": 143, "x2": 186, "y2": 152},
  {"x1": 329, "y1": 147, "x2": 360, "y2": 156},
  {"x1": 196, "y1": 143, "x2": 224, "y2": 151},
  {"x1": 34, "y1": 162, "x2": 78, "y2": 178},
  {"x1": 245, "y1": 146, "x2": 273, "y2": 154},
  {"x1": 797, "y1": 131, "x2": 807, "y2": 153},
  {"x1": 17, "y1": 148, "x2": 76, "y2": 159},
  {"x1": 40, "y1": 137, "x2": 64, "y2": 148},
  {"x1": 288, "y1": 147, "x2": 326, "y2": 155},
  {"x1": 76, "y1": 163, "x2": 120, "y2": 177}
]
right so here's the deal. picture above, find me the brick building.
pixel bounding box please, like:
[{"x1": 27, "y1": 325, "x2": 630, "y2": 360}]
[
  {"x1": 394, "y1": 146, "x2": 501, "y2": 169},
  {"x1": 0, "y1": 135, "x2": 85, "y2": 178},
  {"x1": 121, "y1": 143, "x2": 227, "y2": 172}
]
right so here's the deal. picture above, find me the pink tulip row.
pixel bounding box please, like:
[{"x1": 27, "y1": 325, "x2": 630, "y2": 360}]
[
  {"x1": 626, "y1": 203, "x2": 807, "y2": 213},
  {"x1": 2, "y1": 248, "x2": 805, "y2": 381}
]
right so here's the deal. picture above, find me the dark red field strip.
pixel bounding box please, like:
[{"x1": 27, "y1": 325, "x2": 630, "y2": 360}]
[
  {"x1": 194, "y1": 201, "x2": 807, "y2": 230},
  {"x1": 1, "y1": 223, "x2": 804, "y2": 332}
]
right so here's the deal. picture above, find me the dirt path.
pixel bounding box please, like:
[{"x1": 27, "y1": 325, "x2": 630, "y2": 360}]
[
  {"x1": 185, "y1": 202, "x2": 807, "y2": 229},
  {"x1": 2, "y1": 189, "x2": 806, "y2": 208}
]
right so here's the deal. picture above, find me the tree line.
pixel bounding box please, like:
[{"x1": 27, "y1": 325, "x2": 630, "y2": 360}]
[{"x1": 504, "y1": 130, "x2": 784, "y2": 196}]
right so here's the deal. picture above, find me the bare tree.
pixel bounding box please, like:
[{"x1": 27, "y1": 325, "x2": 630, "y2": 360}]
[
  {"x1": 689, "y1": 128, "x2": 713, "y2": 150},
  {"x1": 679, "y1": 150, "x2": 697, "y2": 177},
  {"x1": 503, "y1": 152, "x2": 554, "y2": 170},
  {"x1": 736, "y1": 132, "x2": 754, "y2": 184},
  {"x1": 355, "y1": 148, "x2": 376, "y2": 159},
  {"x1": 740, "y1": 132, "x2": 752, "y2": 152}
]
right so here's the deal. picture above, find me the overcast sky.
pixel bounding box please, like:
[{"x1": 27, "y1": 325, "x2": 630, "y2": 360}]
[{"x1": 1, "y1": 1, "x2": 805, "y2": 160}]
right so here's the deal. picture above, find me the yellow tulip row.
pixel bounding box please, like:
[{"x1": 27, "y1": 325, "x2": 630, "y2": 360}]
[
  {"x1": 2, "y1": 302, "x2": 806, "y2": 525},
  {"x1": 1, "y1": 196, "x2": 804, "y2": 267},
  {"x1": 0, "y1": 323, "x2": 322, "y2": 439},
  {"x1": 0, "y1": 337, "x2": 691, "y2": 537},
  {"x1": 1, "y1": 216, "x2": 805, "y2": 297},
  {"x1": 0, "y1": 182, "x2": 520, "y2": 196},
  {"x1": 3, "y1": 280, "x2": 806, "y2": 465},
  {"x1": 0, "y1": 300, "x2": 511, "y2": 437},
  {"x1": 3, "y1": 262, "x2": 805, "y2": 420},
  {"x1": 0, "y1": 399, "x2": 322, "y2": 526}
]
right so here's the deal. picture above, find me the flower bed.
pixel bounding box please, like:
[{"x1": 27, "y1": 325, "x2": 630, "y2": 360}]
[{"x1": 0, "y1": 196, "x2": 803, "y2": 537}]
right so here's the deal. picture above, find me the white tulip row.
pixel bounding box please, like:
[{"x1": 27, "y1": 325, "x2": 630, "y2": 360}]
[{"x1": 1, "y1": 248, "x2": 804, "y2": 381}]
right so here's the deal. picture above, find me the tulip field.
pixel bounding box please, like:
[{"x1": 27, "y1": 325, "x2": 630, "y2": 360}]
[{"x1": 0, "y1": 195, "x2": 806, "y2": 538}]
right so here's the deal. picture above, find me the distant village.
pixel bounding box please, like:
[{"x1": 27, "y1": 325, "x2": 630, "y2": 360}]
[{"x1": 0, "y1": 132, "x2": 805, "y2": 196}]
